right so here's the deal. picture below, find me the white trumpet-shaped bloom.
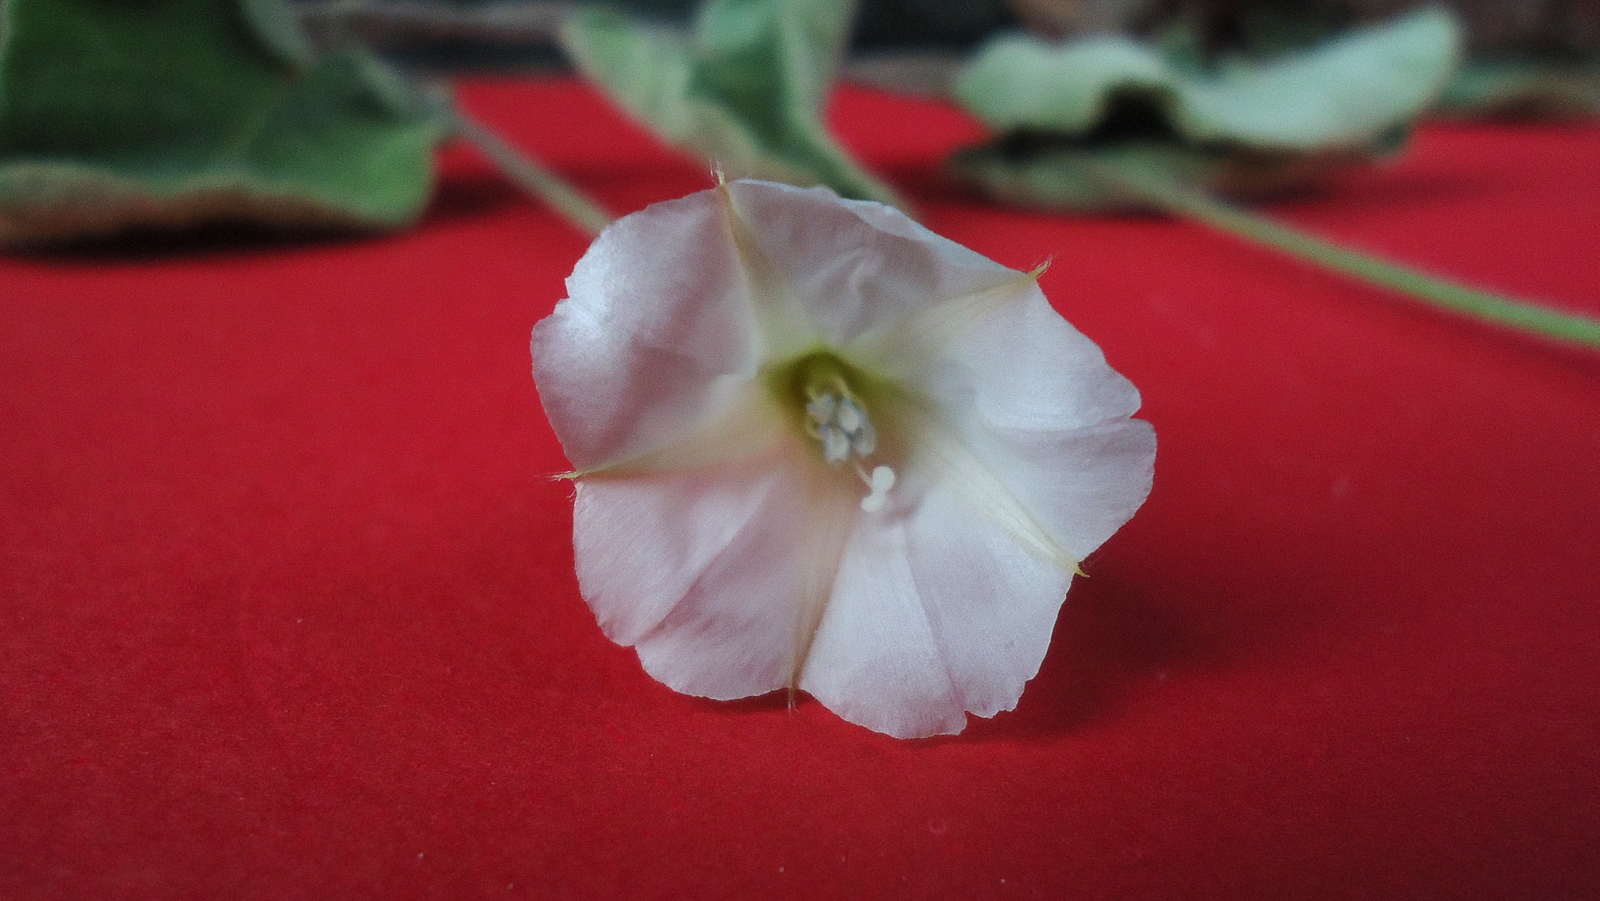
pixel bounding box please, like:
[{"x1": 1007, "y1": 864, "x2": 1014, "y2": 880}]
[{"x1": 532, "y1": 179, "x2": 1155, "y2": 738}]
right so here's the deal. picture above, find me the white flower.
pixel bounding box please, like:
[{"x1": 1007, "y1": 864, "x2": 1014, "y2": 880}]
[{"x1": 532, "y1": 179, "x2": 1155, "y2": 738}]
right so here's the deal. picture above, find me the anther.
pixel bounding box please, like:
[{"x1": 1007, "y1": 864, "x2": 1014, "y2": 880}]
[
  {"x1": 805, "y1": 389, "x2": 878, "y2": 468},
  {"x1": 806, "y1": 394, "x2": 837, "y2": 424},
  {"x1": 799, "y1": 379, "x2": 895, "y2": 511},
  {"x1": 820, "y1": 424, "x2": 851, "y2": 464},
  {"x1": 836, "y1": 397, "x2": 864, "y2": 433}
]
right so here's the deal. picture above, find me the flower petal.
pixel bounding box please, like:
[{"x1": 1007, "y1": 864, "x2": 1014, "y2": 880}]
[
  {"x1": 578, "y1": 378, "x2": 786, "y2": 479},
  {"x1": 532, "y1": 189, "x2": 759, "y2": 471},
  {"x1": 797, "y1": 414, "x2": 1149, "y2": 738},
  {"x1": 536, "y1": 179, "x2": 1158, "y2": 740},
  {"x1": 899, "y1": 487, "x2": 1077, "y2": 720},
  {"x1": 894, "y1": 280, "x2": 1145, "y2": 434},
  {"x1": 724, "y1": 180, "x2": 1024, "y2": 350},
  {"x1": 574, "y1": 440, "x2": 857, "y2": 700},
  {"x1": 798, "y1": 484, "x2": 1074, "y2": 738},
  {"x1": 855, "y1": 278, "x2": 1154, "y2": 568},
  {"x1": 797, "y1": 511, "x2": 967, "y2": 738},
  {"x1": 953, "y1": 416, "x2": 1157, "y2": 565}
]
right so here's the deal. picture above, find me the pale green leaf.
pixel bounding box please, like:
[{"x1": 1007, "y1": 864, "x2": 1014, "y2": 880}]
[
  {"x1": 956, "y1": 6, "x2": 1459, "y2": 152},
  {"x1": 1171, "y1": 7, "x2": 1459, "y2": 150},
  {"x1": 561, "y1": 0, "x2": 904, "y2": 207},
  {"x1": 0, "y1": 0, "x2": 444, "y2": 245},
  {"x1": 953, "y1": 36, "x2": 1174, "y2": 137},
  {"x1": 950, "y1": 6, "x2": 1457, "y2": 213}
]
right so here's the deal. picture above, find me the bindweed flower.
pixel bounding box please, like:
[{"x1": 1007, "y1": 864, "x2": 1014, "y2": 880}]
[{"x1": 532, "y1": 179, "x2": 1155, "y2": 738}]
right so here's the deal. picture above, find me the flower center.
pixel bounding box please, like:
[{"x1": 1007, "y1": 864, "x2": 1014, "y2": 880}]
[
  {"x1": 768, "y1": 351, "x2": 899, "y2": 513},
  {"x1": 805, "y1": 391, "x2": 876, "y2": 465}
]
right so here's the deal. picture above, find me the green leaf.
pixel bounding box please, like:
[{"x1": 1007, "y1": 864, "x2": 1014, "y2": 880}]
[
  {"x1": 954, "y1": 36, "x2": 1175, "y2": 138},
  {"x1": 239, "y1": 0, "x2": 314, "y2": 69},
  {"x1": 561, "y1": 0, "x2": 904, "y2": 207},
  {"x1": 1170, "y1": 8, "x2": 1458, "y2": 151},
  {"x1": 1437, "y1": 57, "x2": 1600, "y2": 119},
  {"x1": 957, "y1": 6, "x2": 1458, "y2": 152},
  {"x1": 949, "y1": 6, "x2": 1460, "y2": 213},
  {"x1": 0, "y1": 0, "x2": 444, "y2": 245},
  {"x1": 951, "y1": 8, "x2": 1600, "y2": 353}
]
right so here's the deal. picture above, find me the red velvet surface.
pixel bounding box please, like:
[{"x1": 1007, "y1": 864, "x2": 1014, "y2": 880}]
[{"x1": 4, "y1": 78, "x2": 1599, "y2": 900}]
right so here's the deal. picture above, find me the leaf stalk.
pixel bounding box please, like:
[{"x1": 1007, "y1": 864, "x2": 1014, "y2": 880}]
[
  {"x1": 449, "y1": 108, "x2": 615, "y2": 237},
  {"x1": 1088, "y1": 160, "x2": 1600, "y2": 351}
]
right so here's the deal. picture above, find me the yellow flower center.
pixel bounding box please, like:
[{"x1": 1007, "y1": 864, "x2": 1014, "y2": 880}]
[{"x1": 765, "y1": 350, "x2": 899, "y2": 512}]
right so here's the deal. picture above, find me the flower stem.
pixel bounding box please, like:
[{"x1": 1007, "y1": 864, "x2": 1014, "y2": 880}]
[
  {"x1": 449, "y1": 108, "x2": 615, "y2": 237},
  {"x1": 1088, "y1": 160, "x2": 1600, "y2": 351}
]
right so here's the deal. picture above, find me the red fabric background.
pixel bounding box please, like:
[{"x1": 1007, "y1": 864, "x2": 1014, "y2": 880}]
[{"x1": 3, "y1": 79, "x2": 1598, "y2": 900}]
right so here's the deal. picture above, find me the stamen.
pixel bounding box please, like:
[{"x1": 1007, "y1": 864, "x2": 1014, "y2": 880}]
[
  {"x1": 805, "y1": 394, "x2": 837, "y2": 424},
  {"x1": 806, "y1": 389, "x2": 878, "y2": 471},
  {"x1": 849, "y1": 419, "x2": 877, "y2": 457},
  {"x1": 836, "y1": 397, "x2": 864, "y2": 433},
  {"x1": 820, "y1": 424, "x2": 851, "y2": 464},
  {"x1": 774, "y1": 351, "x2": 897, "y2": 511}
]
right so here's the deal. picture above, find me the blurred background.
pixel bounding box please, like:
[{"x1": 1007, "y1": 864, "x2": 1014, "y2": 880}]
[{"x1": 299, "y1": 0, "x2": 1600, "y2": 70}]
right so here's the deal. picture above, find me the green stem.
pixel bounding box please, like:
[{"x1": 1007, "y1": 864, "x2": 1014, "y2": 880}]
[
  {"x1": 450, "y1": 108, "x2": 615, "y2": 237},
  {"x1": 1090, "y1": 161, "x2": 1600, "y2": 351}
]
